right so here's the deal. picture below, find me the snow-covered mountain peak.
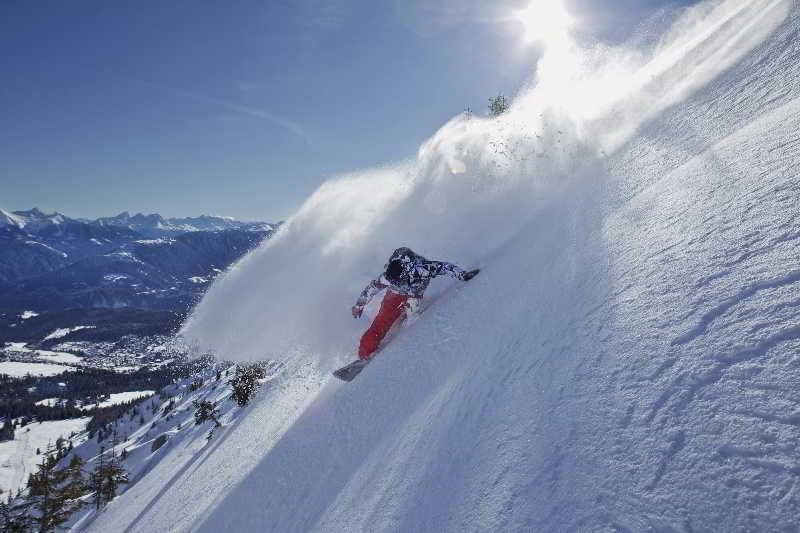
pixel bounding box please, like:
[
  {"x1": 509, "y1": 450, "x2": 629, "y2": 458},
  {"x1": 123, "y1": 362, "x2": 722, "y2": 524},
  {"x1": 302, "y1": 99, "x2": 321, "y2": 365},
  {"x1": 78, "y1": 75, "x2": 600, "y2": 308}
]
[
  {"x1": 91, "y1": 211, "x2": 275, "y2": 237},
  {"x1": 1, "y1": 207, "x2": 72, "y2": 232},
  {"x1": 1, "y1": 208, "x2": 277, "y2": 240},
  {"x1": 14, "y1": 207, "x2": 47, "y2": 218},
  {"x1": 0, "y1": 208, "x2": 26, "y2": 229}
]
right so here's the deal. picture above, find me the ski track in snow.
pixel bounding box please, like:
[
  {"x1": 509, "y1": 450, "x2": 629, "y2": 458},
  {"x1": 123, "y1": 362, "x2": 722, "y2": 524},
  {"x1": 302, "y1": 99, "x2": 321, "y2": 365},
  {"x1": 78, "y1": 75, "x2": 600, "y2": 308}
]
[{"x1": 82, "y1": 1, "x2": 800, "y2": 532}]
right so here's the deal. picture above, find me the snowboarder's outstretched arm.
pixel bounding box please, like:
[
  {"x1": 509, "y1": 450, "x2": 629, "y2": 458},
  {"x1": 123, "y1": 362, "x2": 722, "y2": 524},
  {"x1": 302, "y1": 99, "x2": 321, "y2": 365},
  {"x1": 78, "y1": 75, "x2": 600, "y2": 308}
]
[
  {"x1": 352, "y1": 277, "x2": 388, "y2": 318},
  {"x1": 426, "y1": 261, "x2": 479, "y2": 281}
]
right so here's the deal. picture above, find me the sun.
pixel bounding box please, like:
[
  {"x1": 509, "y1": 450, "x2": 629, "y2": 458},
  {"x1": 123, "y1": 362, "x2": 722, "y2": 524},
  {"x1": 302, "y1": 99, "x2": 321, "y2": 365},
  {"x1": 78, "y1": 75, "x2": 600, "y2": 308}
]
[{"x1": 514, "y1": 0, "x2": 574, "y2": 47}]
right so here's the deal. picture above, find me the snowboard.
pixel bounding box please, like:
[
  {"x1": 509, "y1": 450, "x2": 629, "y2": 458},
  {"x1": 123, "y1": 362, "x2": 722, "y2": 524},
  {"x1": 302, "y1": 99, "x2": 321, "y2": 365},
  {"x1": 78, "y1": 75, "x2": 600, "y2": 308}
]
[{"x1": 333, "y1": 359, "x2": 370, "y2": 382}]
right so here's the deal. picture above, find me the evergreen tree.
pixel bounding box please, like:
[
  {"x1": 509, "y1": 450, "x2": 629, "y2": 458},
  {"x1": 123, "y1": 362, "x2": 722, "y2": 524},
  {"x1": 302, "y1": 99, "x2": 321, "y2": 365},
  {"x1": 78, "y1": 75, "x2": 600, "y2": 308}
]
[
  {"x1": 193, "y1": 400, "x2": 221, "y2": 427},
  {"x1": 0, "y1": 499, "x2": 11, "y2": 533},
  {"x1": 0, "y1": 495, "x2": 33, "y2": 533},
  {"x1": 0, "y1": 500, "x2": 7, "y2": 531},
  {"x1": 90, "y1": 447, "x2": 105, "y2": 510},
  {"x1": 0, "y1": 420, "x2": 13, "y2": 442},
  {"x1": 27, "y1": 453, "x2": 69, "y2": 533},
  {"x1": 228, "y1": 363, "x2": 268, "y2": 407},
  {"x1": 59, "y1": 454, "x2": 88, "y2": 510},
  {"x1": 193, "y1": 400, "x2": 222, "y2": 440},
  {"x1": 488, "y1": 94, "x2": 509, "y2": 117},
  {"x1": 100, "y1": 448, "x2": 128, "y2": 506},
  {"x1": 90, "y1": 446, "x2": 129, "y2": 510}
]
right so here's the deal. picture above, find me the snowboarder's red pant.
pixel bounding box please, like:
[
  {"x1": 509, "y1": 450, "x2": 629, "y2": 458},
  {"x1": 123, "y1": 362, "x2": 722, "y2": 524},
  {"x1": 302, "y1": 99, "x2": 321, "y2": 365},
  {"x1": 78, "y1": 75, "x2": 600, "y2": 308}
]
[{"x1": 359, "y1": 292, "x2": 409, "y2": 360}]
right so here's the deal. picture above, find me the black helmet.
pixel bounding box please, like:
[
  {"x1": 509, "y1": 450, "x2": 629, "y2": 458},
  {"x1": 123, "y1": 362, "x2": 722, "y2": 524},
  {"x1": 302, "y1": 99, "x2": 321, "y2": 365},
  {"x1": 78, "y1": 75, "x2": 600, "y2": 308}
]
[{"x1": 385, "y1": 259, "x2": 407, "y2": 283}]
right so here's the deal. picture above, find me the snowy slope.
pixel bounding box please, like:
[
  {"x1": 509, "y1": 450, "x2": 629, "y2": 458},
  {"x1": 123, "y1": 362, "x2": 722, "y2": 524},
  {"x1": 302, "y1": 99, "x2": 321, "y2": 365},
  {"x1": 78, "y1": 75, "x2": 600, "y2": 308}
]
[
  {"x1": 0, "y1": 418, "x2": 90, "y2": 497},
  {"x1": 65, "y1": 367, "x2": 264, "y2": 532},
  {"x1": 83, "y1": 0, "x2": 799, "y2": 531}
]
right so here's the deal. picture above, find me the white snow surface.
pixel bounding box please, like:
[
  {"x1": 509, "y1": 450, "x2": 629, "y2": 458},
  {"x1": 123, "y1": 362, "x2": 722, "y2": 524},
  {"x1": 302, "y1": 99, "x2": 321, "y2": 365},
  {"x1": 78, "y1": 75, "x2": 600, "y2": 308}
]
[
  {"x1": 43, "y1": 326, "x2": 96, "y2": 340},
  {"x1": 0, "y1": 418, "x2": 90, "y2": 496},
  {"x1": 81, "y1": 391, "x2": 155, "y2": 410},
  {"x1": 4, "y1": 342, "x2": 29, "y2": 351},
  {"x1": 44, "y1": 326, "x2": 97, "y2": 340},
  {"x1": 135, "y1": 238, "x2": 175, "y2": 245},
  {"x1": 35, "y1": 350, "x2": 83, "y2": 364},
  {"x1": 25, "y1": 240, "x2": 67, "y2": 258},
  {"x1": 3, "y1": 342, "x2": 83, "y2": 364},
  {"x1": 86, "y1": 1, "x2": 800, "y2": 531},
  {"x1": 34, "y1": 398, "x2": 63, "y2": 407},
  {"x1": 0, "y1": 362, "x2": 71, "y2": 378}
]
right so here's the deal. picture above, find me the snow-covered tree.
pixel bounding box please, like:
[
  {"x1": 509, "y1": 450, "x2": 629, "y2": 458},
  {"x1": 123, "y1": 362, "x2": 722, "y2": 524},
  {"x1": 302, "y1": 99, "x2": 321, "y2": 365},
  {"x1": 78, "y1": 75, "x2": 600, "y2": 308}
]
[
  {"x1": 60, "y1": 454, "x2": 89, "y2": 506},
  {"x1": 0, "y1": 496, "x2": 32, "y2": 533},
  {"x1": 488, "y1": 94, "x2": 509, "y2": 117},
  {"x1": 193, "y1": 400, "x2": 221, "y2": 427},
  {"x1": 90, "y1": 438, "x2": 129, "y2": 511},
  {"x1": 27, "y1": 453, "x2": 70, "y2": 532},
  {"x1": 228, "y1": 363, "x2": 268, "y2": 407}
]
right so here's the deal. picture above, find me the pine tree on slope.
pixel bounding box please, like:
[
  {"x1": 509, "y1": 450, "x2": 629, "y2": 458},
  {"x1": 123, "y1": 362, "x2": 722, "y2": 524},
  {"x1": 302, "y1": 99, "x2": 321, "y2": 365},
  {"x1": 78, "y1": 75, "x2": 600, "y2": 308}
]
[
  {"x1": 27, "y1": 453, "x2": 69, "y2": 533},
  {"x1": 90, "y1": 446, "x2": 129, "y2": 510}
]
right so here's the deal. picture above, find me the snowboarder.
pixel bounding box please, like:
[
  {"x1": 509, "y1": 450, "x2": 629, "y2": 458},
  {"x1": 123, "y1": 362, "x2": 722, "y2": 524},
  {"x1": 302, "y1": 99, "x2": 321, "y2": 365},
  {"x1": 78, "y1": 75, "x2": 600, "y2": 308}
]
[{"x1": 351, "y1": 247, "x2": 479, "y2": 361}]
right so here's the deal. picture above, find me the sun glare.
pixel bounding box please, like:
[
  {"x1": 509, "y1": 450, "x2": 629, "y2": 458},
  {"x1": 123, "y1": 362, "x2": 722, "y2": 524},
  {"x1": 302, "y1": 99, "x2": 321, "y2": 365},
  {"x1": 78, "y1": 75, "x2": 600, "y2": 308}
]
[{"x1": 514, "y1": 0, "x2": 573, "y2": 47}]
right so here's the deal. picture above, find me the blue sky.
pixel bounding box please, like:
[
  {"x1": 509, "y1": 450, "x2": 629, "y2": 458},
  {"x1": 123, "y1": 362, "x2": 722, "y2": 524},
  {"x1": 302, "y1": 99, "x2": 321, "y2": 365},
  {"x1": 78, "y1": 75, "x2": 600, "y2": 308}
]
[{"x1": 0, "y1": 0, "x2": 693, "y2": 222}]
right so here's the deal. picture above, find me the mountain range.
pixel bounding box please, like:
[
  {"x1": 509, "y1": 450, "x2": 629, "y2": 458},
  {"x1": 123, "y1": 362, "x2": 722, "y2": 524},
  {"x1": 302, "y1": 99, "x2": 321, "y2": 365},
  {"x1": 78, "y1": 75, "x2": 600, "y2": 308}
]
[
  {"x1": 0, "y1": 208, "x2": 279, "y2": 343},
  {"x1": 0, "y1": 208, "x2": 274, "y2": 239}
]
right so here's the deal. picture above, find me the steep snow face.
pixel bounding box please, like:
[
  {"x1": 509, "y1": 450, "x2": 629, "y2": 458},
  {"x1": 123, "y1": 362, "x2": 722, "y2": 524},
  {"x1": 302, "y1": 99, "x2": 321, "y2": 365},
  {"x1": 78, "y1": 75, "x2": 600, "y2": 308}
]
[
  {"x1": 180, "y1": 0, "x2": 790, "y2": 369},
  {"x1": 92, "y1": 0, "x2": 799, "y2": 531}
]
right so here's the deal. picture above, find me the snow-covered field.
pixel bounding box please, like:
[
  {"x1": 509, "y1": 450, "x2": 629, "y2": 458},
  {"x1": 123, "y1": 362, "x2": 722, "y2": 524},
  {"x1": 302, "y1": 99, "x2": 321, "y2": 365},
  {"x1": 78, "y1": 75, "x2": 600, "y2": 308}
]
[
  {"x1": 34, "y1": 398, "x2": 62, "y2": 407},
  {"x1": 82, "y1": 391, "x2": 155, "y2": 410},
  {"x1": 81, "y1": 0, "x2": 800, "y2": 531},
  {"x1": 2, "y1": 342, "x2": 83, "y2": 364},
  {"x1": 112, "y1": 366, "x2": 141, "y2": 373},
  {"x1": 0, "y1": 361, "x2": 71, "y2": 378},
  {"x1": 33, "y1": 391, "x2": 155, "y2": 410},
  {"x1": 35, "y1": 351, "x2": 83, "y2": 364},
  {"x1": 0, "y1": 418, "x2": 90, "y2": 496},
  {"x1": 4, "y1": 342, "x2": 28, "y2": 351}
]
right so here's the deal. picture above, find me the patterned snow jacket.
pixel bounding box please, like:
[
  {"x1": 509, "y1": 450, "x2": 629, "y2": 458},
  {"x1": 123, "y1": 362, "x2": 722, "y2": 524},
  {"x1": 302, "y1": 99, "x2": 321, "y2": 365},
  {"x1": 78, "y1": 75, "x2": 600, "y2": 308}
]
[{"x1": 354, "y1": 247, "x2": 467, "y2": 309}]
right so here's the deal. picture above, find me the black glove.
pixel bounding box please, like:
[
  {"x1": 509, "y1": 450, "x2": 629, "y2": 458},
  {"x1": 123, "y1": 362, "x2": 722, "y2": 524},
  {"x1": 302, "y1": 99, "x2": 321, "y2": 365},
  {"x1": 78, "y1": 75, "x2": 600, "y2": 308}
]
[
  {"x1": 461, "y1": 269, "x2": 480, "y2": 281},
  {"x1": 352, "y1": 306, "x2": 363, "y2": 318}
]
